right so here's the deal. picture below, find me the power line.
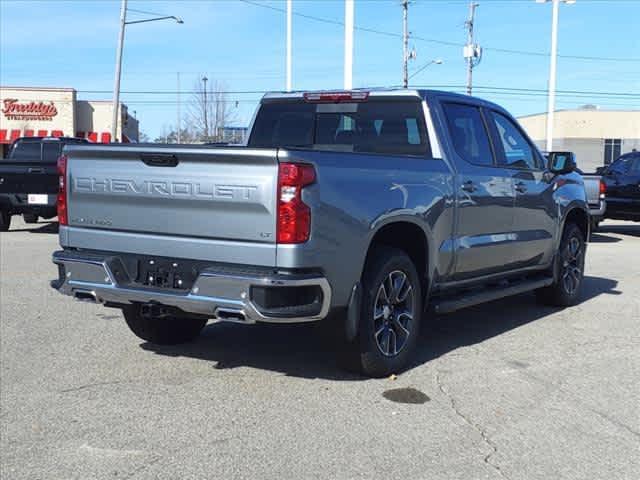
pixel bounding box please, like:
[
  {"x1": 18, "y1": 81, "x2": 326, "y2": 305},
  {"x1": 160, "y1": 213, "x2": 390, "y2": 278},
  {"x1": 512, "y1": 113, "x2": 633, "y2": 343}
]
[
  {"x1": 238, "y1": 0, "x2": 639, "y2": 63},
  {"x1": 73, "y1": 86, "x2": 640, "y2": 97}
]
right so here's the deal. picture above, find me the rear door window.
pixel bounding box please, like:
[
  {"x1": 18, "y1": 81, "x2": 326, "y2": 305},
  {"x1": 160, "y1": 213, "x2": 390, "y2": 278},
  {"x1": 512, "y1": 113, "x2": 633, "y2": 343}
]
[
  {"x1": 249, "y1": 99, "x2": 430, "y2": 157},
  {"x1": 442, "y1": 103, "x2": 494, "y2": 166}
]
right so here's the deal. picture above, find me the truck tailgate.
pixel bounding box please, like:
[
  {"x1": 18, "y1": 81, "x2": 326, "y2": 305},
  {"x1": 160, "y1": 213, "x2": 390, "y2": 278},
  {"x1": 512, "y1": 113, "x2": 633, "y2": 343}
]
[
  {"x1": 64, "y1": 145, "x2": 278, "y2": 264},
  {"x1": 0, "y1": 161, "x2": 58, "y2": 194}
]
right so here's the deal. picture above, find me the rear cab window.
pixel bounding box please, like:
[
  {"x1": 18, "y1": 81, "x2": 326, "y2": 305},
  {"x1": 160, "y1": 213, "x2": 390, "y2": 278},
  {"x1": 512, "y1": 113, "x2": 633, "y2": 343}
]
[
  {"x1": 249, "y1": 98, "x2": 431, "y2": 157},
  {"x1": 8, "y1": 141, "x2": 42, "y2": 162},
  {"x1": 42, "y1": 142, "x2": 62, "y2": 162}
]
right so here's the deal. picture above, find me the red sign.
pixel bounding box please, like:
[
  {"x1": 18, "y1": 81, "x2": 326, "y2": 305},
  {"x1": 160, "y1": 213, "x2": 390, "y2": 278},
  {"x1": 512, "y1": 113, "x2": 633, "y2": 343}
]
[{"x1": 2, "y1": 98, "x2": 58, "y2": 121}]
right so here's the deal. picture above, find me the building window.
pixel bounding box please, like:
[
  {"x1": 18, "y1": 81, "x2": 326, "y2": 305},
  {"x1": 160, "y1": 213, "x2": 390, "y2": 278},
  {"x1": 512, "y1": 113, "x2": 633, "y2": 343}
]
[{"x1": 604, "y1": 139, "x2": 622, "y2": 165}]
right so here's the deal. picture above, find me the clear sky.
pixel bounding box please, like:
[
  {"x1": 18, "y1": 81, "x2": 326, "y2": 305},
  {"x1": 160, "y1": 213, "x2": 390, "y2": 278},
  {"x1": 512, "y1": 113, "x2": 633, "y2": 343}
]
[{"x1": 1, "y1": 0, "x2": 638, "y2": 139}]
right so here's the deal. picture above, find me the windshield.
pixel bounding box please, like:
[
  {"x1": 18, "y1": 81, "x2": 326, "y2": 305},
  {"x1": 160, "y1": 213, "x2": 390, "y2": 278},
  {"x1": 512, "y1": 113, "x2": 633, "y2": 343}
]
[{"x1": 249, "y1": 100, "x2": 430, "y2": 157}]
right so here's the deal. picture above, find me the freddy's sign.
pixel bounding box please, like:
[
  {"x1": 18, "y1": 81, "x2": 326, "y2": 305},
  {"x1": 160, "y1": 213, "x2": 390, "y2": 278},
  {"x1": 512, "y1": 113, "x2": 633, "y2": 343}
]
[{"x1": 2, "y1": 98, "x2": 58, "y2": 121}]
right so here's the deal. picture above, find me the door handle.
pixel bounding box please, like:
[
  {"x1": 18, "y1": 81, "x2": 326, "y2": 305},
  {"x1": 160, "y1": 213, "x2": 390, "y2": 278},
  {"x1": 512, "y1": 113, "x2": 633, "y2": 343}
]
[
  {"x1": 461, "y1": 180, "x2": 476, "y2": 193},
  {"x1": 515, "y1": 181, "x2": 527, "y2": 194},
  {"x1": 28, "y1": 167, "x2": 44, "y2": 174}
]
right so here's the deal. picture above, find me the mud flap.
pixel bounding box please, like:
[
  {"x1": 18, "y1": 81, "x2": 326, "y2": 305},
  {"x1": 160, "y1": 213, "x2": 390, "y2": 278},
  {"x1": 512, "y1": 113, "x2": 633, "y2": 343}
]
[{"x1": 345, "y1": 282, "x2": 361, "y2": 342}]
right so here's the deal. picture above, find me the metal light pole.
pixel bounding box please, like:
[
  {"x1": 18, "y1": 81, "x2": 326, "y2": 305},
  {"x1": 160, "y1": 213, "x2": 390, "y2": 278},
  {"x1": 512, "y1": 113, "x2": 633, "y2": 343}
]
[
  {"x1": 408, "y1": 59, "x2": 443, "y2": 83},
  {"x1": 286, "y1": 0, "x2": 292, "y2": 91},
  {"x1": 344, "y1": 0, "x2": 354, "y2": 89},
  {"x1": 547, "y1": 0, "x2": 560, "y2": 152},
  {"x1": 111, "y1": 0, "x2": 128, "y2": 142},
  {"x1": 537, "y1": 0, "x2": 575, "y2": 152},
  {"x1": 111, "y1": 1, "x2": 183, "y2": 141},
  {"x1": 202, "y1": 76, "x2": 209, "y2": 141},
  {"x1": 177, "y1": 72, "x2": 181, "y2": 143}
]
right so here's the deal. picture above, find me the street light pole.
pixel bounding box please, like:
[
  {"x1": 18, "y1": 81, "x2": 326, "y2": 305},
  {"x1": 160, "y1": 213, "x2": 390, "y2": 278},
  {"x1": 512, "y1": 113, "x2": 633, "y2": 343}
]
[
  {"x1": 177, "y1": 72, "x2": 181, "y2": 143},
  {"x1": 344, "y1": 0, "x2": 354, "y2": 90},
  {"x1": 286, "y1": 0, "x2": 292, "y2": 91},
  {"x1": 537, "y1": 0, "x2": 575, "y2": 152},
  {"x1": 408, "y1": 59, "x2": 443, "y2": 83},
  {"x1": 111, "y1": 0, "x2": 128, "y2": 142},
  {"x1": 546, "y1": 0, "x2": 560, "y2": 152},
  {"x1": 202, "y1": 76, "x2": 209, "y2": 141},
  {"x1": 111, "y1": 2, "x2": 183, "y2": 142}
]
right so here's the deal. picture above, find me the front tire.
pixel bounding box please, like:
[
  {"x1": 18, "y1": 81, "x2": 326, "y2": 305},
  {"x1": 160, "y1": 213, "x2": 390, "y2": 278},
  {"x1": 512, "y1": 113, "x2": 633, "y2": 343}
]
[
  {"x1": 0, "y1": 210, "x2": 11, "y2": 232},
  {"x1": 536, "y1": 223, "x2": 586, "y2": 307},
  {"x1": 122, "y1": 304, "x2": 208, "y2": 345},
  {"x1": 23, "y1": 213, "x2": 39, "y2": 224},
  {"x1": 350, "y1": 247, "x2": 423, "y2": 378}
]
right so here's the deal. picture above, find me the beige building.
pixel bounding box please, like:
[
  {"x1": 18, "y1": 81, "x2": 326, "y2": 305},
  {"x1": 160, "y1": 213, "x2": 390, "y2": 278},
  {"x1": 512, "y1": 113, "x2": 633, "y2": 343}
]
[
  {"x1": 518, "y1": 108, "x2": 640, "y2": 173},
  {"x1": 1, "y1": 86, "x2": 139, "y2": 157}
]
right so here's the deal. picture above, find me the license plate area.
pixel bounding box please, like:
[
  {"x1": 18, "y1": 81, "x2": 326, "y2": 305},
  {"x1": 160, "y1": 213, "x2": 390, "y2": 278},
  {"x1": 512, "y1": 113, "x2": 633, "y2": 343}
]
[
  {"x1": 28, "y1": 194, "x2": 49, "y2": 205},
  {"x1": 136, "y1": 258, "x2": 198, "y2": 291}
]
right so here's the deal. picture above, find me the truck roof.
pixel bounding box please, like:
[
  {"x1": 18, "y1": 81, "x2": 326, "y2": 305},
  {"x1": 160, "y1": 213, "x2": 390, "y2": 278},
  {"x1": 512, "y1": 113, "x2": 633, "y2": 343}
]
[{"x1": 261, "y1": 88, "x2": 508, "y2": 113}]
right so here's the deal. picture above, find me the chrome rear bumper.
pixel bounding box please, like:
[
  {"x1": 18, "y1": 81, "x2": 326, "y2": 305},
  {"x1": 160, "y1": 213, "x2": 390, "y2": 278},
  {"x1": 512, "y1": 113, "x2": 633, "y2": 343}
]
[
  {"x1": 588, "y1": 199, "x2": 606, "y2": 217},
  {"x1": 51, "y1": 250, "x2": 331, "y2": 324}
]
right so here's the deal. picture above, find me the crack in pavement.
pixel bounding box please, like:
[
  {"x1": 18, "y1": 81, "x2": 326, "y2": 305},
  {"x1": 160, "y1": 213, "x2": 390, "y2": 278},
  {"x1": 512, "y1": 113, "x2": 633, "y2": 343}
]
[
  {"x1": 59, "y1": 380, "x2": 125, "y2": 393},
  {"x1": 435, "y1": 370, "x2": 510, "y2": 480}
]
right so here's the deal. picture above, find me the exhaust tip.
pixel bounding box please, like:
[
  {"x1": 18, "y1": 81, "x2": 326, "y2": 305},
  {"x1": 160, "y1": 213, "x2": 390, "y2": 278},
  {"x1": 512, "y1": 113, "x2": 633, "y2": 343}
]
[
  {"x1": 215, "y1": 308, "x2": 248, "y2": 323},
  {"x1": 73, "y1": 290, "x2": 97, "y2": 303}
]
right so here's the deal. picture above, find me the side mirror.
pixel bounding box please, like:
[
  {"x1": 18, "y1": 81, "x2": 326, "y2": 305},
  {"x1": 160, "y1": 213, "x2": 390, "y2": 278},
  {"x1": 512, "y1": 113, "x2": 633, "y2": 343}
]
[{"x1": 548, "y1": 151, "x2": 577, "y2": 175}]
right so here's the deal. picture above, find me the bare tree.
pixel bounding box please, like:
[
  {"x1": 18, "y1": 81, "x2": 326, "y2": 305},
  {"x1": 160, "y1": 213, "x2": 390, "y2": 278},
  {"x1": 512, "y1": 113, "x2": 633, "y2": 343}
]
[{"x1": 186, "y1": 77, "x2": 237, "y2": 143}]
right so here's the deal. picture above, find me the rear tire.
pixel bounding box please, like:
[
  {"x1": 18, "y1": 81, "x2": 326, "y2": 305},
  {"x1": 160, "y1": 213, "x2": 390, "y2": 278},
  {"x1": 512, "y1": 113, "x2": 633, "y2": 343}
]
[
  {"x1": 536, "y1": 223, "x2": 585, "y2": 307},
  {"x1": 122, "y1": 304, "x2": 208, "y2": 345},
  {"x1": 23, "y1": 213, "x2": 39, "y2": 224},
  {"x1": 0, "y1": 210, "x2": 11, "y2": 232},
  {"x1": 346, "y1": 247, "x2": 423, "y2": 378}
]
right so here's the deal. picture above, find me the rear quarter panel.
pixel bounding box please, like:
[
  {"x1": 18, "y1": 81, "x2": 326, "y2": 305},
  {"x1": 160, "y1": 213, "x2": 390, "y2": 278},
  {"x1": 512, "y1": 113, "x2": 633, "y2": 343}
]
[{"x1": 276, "y1": 149, "x2": 456, "y2": 307}]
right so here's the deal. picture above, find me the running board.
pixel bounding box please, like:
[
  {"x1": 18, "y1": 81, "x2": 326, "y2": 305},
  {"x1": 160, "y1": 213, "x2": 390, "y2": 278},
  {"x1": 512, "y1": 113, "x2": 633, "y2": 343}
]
[{"x1": 431, "y1": 277, "x2": 554, "y2": 314}]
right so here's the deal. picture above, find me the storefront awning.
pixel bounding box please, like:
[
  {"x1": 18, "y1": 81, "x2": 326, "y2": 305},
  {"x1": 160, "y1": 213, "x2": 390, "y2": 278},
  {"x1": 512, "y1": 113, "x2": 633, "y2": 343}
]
[{"x1": 0, "y1": 129, "x2": 126, "y2": 144}]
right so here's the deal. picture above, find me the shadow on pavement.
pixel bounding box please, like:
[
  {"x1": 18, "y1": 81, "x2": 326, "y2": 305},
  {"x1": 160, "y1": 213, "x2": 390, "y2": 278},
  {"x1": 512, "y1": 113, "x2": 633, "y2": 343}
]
[
  {"x1": 589, "y1": 232, "x2": 622, "y2": 243},
  {"x1": 141, "y1": 275, "x2": 620, "y2": 380},
  {"x1": 599, "y1": 223, "x2": 640, "y2": 238},
  {"x1": 8, "y1": 221, "x2": 59, "y2": 234}
]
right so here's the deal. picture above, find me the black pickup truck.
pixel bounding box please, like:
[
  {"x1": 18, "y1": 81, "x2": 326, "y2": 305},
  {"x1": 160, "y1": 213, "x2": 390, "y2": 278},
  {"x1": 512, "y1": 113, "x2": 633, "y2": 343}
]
[
  {"x1": 600, "y1": 151, "x2": 640, "y2": 222},
  {"x1": 0, "y1": 136, "x2": 88, "y2": 231}
]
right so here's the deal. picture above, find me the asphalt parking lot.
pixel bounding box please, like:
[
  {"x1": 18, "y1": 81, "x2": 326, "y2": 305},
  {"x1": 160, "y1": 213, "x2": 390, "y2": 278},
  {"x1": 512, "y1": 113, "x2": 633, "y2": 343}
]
[{"x1": 1, "y1": 217, "x2": 639, "y2": 480}]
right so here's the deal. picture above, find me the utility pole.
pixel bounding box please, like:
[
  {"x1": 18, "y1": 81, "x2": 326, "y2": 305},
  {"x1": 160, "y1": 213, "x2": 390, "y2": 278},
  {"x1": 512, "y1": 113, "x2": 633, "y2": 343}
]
[
  {"x1": 111, "y1": 0, "x2": 127, "y2": 141},
  {"x1": 344, "y1": 0, "x2": 354, "y2": 89},
  {"x1": 464, "y1": 2, "x2": 481, "y2": 95},
  {"x1": 177, "y1": 72, "x2": 181, "y2": 143},
  {"x1": 402, "y1": 0, "x2": 409, "y2": 88},
  {"x1": 286, "y1": 0, "x2": 292, "y2": 91},
  {"x1": 202, "y1": 76, "x2": 209, "y2": 141}
]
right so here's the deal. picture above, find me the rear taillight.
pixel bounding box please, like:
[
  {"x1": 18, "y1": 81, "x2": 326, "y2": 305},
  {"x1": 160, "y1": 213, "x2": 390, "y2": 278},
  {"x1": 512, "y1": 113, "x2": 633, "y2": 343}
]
[
  {"x1": 277, "y1": 163, "x2": 316, "y2": 244},
  {"x1": 57, "y1": 154, "x2": 68, "y2": 226},
  {"x1": 599, "y1": 179, "x2": 606, "y2": 198}
]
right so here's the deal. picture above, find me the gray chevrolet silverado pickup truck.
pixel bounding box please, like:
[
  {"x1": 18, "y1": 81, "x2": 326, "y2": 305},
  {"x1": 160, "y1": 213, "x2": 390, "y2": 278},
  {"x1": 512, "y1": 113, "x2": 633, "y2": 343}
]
[{"x1": 51, "y1": 89, "x2": 589, "y2": 377}]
